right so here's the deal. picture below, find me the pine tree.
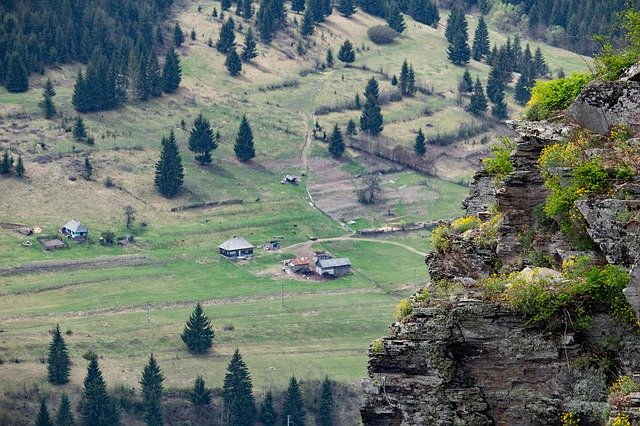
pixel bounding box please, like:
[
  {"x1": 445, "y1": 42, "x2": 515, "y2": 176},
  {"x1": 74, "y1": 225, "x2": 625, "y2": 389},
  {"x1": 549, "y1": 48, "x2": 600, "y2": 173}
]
[
  {"x1": 360, "y1": 77, "x2": 383, "y2": 135},
  {"x1": 162, "y1": 48, "x2": 182, "y2": 93},
  {"x1": 217, "y1": 18, "x2": 236, "y2": 53},
  {"x1": 281, "y1": 376, "x2": 305, "y2": 426},
  {"x1": 486, "y1": 65, "x2": 505, "y2": 103},
  {"x1": 72, "y1": 70, "x2": 88, "y2": 112},
  {"x1": 532, "y1": 47, "x2": 549, "y2": 78},
  {"x1": 386, "y1": 0, "x2": 405, "y2": 33},
  {"x1": 155, "y1": 129, "x2": 184, "y2": 198},
  {"x1": 301, "y1": 9, "x2": 315, "y2": 36},
  {"x1": 55, "y1": 394, "x2": 76, "y2": 426},
  {"x1": 512, "y1": 35, "x2": 522, "y2": 72},
  {"x1": 337, "y1": 39, "x2": 355, "y2": 66},
  {"x1": 445, "y1": 8, "x2": 467, "y2": 44},
  {"x1": 83, "y1": 158, "x2": 93, "y2": 180},
  {"x1": 0, "y1": 151, "x2": 12, "y2": 175},
  {"x1": 73, "y1": 116, "x2": 87, "y2": 141},
  {"x1": 41, "y1": 78, "x2": 56, "y2": 119},
  {"x1": 491, "y1": 88, "x2": 508, "y2": 119},
  {"x1": 407, "y1": 65, "x2": 416, "y2": 96},
  {"x1": 35, "y1": 400, "x2": 53, "y2": 426},
  {"x1": 447, "y1": 31, "x2": 471, "y2": 65},
  {"x1": 174, "y1": 23, "x2": 185, "y2": 46},
  {"x1": 399, "y1": 60, "x2": 409, "y2": 95},
  {"x1": 181, "y1": 303, "x2": 214, "y2": 354},
  {"x1": 241, "y1": 29, "x2": 258, "y2": 62},
  {"x1": 147, "y1": 52, "x2": 163, "y2": 98},
  {"x1": 225, "y1": 48, "x2": 243, "y2": 76},
  {"x1": 222, "y1": 349, "x2": 256, "y2": 426},
  {"x1": 81, "y1": 358, "x2": 112, "y2": 425},
  {"x1": 243, "y1": 0, "x2": 253, "y2": 18},
  {"x1": 468, "y1": 77, "x2": 488, "y2": 116},
  {"x1": 459, "y1": 69, "x2": 473, "y2": 93},
  {"x1": 292, "y1": 0, "x2": 305, "y2": 13},
  {"x1": 236, "y1": 0, "x2": 244, "y2": 16},
  {"x1": 190, "y1": 375, "x2": 212, "y2": 407},
  {"x1": 222, "y1": 0, "x2": 232, "y2": 10},
  {"x1": 258, "y1": 391, "x2": 277, "y2": 426},
  {"x1": 359, "y1": 0, "x2": 385, "y2": 17},
  {"x1": 15, "y1": 155, "x2": 25, "y2": 177},
  {"x1": 317, "y1": 376, "x2": 334, "y2": 426},
  {"x1": 325, "y1": 48, "x2": 335, "y2": 68},
  {"x1": 346, "y1": 118, "x2": 357, "y2": 136},
  {"x1": 514, "y1": 72, "x2": 531, "y2": 105},
  {"x1": 328, "y1": 124, "x2": 345, "y2": 158},
  {"x1": 492, "y1": 46, "x2": 514, "y2": 84},
  {"x1": 234, "y1": 115, "x2": 255, "y2": 162},
  {"x1": 6, "y1": 53, "x2": 29, "y2": 93},
  {"x1": 190, "y1": 29, "x2": 197, "y2": 41},
  {"x1": 140, "y1": 354, "x2": 164, "y2": 426},
  {"x1": 391, "y1": 75, "x2": 398, "y2": 86},
  {"x1": 256, "y1": 0, "x2": 278, "y2": 43},
  {"x1": 354, "y1": 93, "x2": 361, "y2": 109},
  {"x1": 336, "y1": 0, "x2": 356, "y2": 17},
  {"x1": 472, "y1": 16, "x2": 489, "y2": 61},
  {"x1": 414, "y1": 128, "x2": 426, "y2": 156}
]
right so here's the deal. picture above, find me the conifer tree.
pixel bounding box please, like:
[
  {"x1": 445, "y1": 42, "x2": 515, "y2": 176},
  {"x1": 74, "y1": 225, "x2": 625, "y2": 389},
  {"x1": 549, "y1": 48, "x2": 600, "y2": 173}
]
[
  {"x1": 359, "y1": 0, "x2": 385, "y2": 17},
  {"x1": 256, "y1": 0, "x2": 278, "y2": 42},
  {"x1": 236, "y1": 0, "x2": 244, "y2": 16},
  {"x1": 386, "y1": 0, "x2": 405, "y2": 33},
  {"x1": 414, "y1": 128, "x2": 426, "y2": 156},
  {"x1": 514, "y1": 72, "x2": 532, "y2": 105},
  {"x1": 81, "y1": 358, "x2": 113, "y2": 425},
  {"x1": 468, "y1": 77, "x2": 488, "y2": 116},
  {"x1": 243, "y1": 0, "x2": 254, "y2": 19},
  {"x1": 174, "y1": 23, "x2": 185, "y2": 47},
  {"x1": 445, "y1": 8, "x2": 467, "y2": 44},
  {"x1": 346, "y1": 118, "x2": 357, "y2": 136},
  {"x1": 486, "y1": 66, "x2": 504, "y2": 103},
  {"x1": 41, "y1": 78, "x2": 56, "y2": 119},
  {"x1": 410, "y1": 0, "x2": 439, "y2": 27},
  {"x1": 55, "y1": 394, "x2": 76, "y2": 426},
  {"x1": 6, "y1": 54, "x2": 29, "y2": 93},
  {"x1": 217, "y1": 18, "x2": 236, "y2": 53},
  {"x1": 391, "y1": 75, "x2": 398, "y2": 86},
  {"x1": 35, "y1": 400, "x2": 53, "y2": 426},
  {"x1": 292, "y1": 0, "x2": 305, "y2": 13},
  {"x1": 336, "y1": 0, "x2": 356, "y2": 17},
  {"x1": 190, "y1": 29, "x2": 197, "y2": 41},
  {"x1": 322, "y1": 0, "x2": 332, "y2": 19},
  {"x1": 337, "y1": 39, "x2": 355, "y2": 66},
  {"x1": 222, "y1": 0, "x2": 232, "y2": 10},
  {"x1": 471, "y1": 16, "x2": 489, "y2": 61},
  {"x1": 15, "y1": 155, "x2": 25, "y2": 177},
  {"x1": 162, "y1": 48, "x2": 182, "y2": 93},
  {"x1": 325, "y1": 48, "x2": 334, "y2": 68},
  {"x1": 147, "y1": 52, "x2": 163, "y2": 98},
  {"x1": 407, "y1": 65, "x2": 416, "y2": 96},
  {"x1": 360, "y1": 77, "x2": 383, "y2": 135},
  {"x1": 225, "y1": 48, "x2": 243, "y2": 76},
  {"x1": 222, "y1": 349, "x2": 256, "y2": 426},
  {"x1": 459, "y1": 69, "x2": 473, "y2": 93},
  {"x1": 155, "y1": 129, "x2": 184, "y2": 198},
  {"x1": 181, "y1": 303, "x2": 214, "y2": 354},
  {"x1": 492, "y1": 46, "x2": 514, "y2": 84},
  {"x1": 317, "y1": 376, "x2": 334, "y2": 426},
  {"x1": 399, "y1": 60, "x2": 410, "y2": 95},
  {"x1": 328, "y1": 124, "x2": 345, "y2": 158},
  {"x1": 281, "y1": 376, "x2": 305, "y2": 426},
  {"x1": 140, "y1": 354, "x2": 164, "y2": 426},
  {"x1": 0, "y1": 151, "x2": 12, "y2": 175},
  {"x1": 301, "y1": 9, "x2": 315, "y2": 36},
  {"x1": 83, "y1": 158, "x2": 93, "y2": 180},
  {"x1": 258, "y1": 391, "x2": 277, "y2": 426},
  {"x1": 190, "y1": 375, "x2": 212, "y2": 407},
  {"x1": 512, "y1": 35, "x2": 522, "y2": 72},
  {"x1": 234, "y1": 115, "x2": 255, "y2": 162},
  {"x1": 73, "y1": 116, "x2": 87, "y2": 141},
  {"x1": 447, "y1": 31, "x2": 470, "y2": 65},
  {"x1": 491, "y1": 88, "x2": 508, "y2": 119},
  {"x1": 241, "y1": 29, "x2": 258, "y2": 62},
  {"x1": 532, "y1": 47, "x2": 549, "y2": 78},
  {"x1": 354, "y1": 93, "x2": 361, "y2": 109}
]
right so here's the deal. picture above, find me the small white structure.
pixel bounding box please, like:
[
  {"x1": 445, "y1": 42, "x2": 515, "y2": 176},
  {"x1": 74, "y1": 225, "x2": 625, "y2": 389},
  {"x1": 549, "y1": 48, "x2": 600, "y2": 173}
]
[
  {"x1": 316, "y1": 257, "x2": 351, "y2": 277},
  {"x1": 219, "y1": 237, "x2": 254, "y2": 260},
  {"x1": 60, "y1": 220, "x2": 88, "y2": 241}
]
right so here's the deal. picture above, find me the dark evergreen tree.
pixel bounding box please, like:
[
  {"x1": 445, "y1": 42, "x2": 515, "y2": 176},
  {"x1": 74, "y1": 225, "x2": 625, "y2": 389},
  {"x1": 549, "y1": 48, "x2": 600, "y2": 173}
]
[
  {"x1": 236, "y1": 0, "x2": 244, "y2": 16},
  {"x1": 346, "y1": 118, "x2": 357, "y2": 136},
  {"x1": 471, "y1": 16, "x2": 489, "y2": 61},
  {"x1": 512, "y1": 35, "x2": 523, "y2": 72},
  {"x1": 520, "y1": 44, "x2": 534, "y2": 77},
  {"x1": 406, "y1": 65, "x2": 416, "y2": 96},
  {"x1": 326, "y1": 48, "x2": 335, "y2": 68},
  {"x1": 234, "y1": 115, "x2": 255, "y2": 162},
  {"x1": 41, "y1": 78, "x2": 56, "y2": 119},
  {"x1": 190, "y1": 29, "x2": 197, "y2": 41},
  {"x1": 360, "y1": 77, "x2": 383, "y2": 135},
  {"x1": 354, "y1": 93, "x2": 361, "y2": 109},
  {"x1": 181, "y1": 303, "x2": 214, "y2": 354},
  {"x1": 336, "y1": 0, "x2": 356, "y2": 17},
  {"x1": 258, "y1": 391, "x2": 277, "y2": 426},
  {"x1": 514, "y1": 72, "x2": 532, "y2": 105},
  {"x1": 317, "y1": 376, "x2": 334, "y2": 426},
  {"x1": 217, "y1": 18, "x2": 237, "y2": 53},
  {"x1": 222, "y1": 0, "x2": 232, "y2": 10},
  {"x1": 328, "y1": 124, "x2": 345, "y2": 158},
  {"x1": 486, "y1": 65, "x2": 505, "y2": 103},
  {"x1": 447, "y1": 31, "x2": 471, "y2": 65},
  {"x1": 73, "y1": 116, "x2": 87, "y2": 141},
  {"x1": 292, "y1": 0, "x2": 306, "y2": 13},
  {"x1": 80, "y1": 358, "x2": 113, "y2": 425},
  {"x1": 140, "y1": 354, "x2": 164, "y2": 426},
  {"x1": 190, "y1": 375, "x2": 212, "y2": 407},
  {"x1": 460, "y1": 69, "x2": 473, "y2": 93},
  {"x1": 399, "y1": 60, "x2": 410, "y2": 95},
  {"x1": 532, "y1": 47, "x2": 549, "y2": 78},
  {"x1": 162, "y1": 48, "x2": 182, "y2": 93},
  {"x1": 0, "y1": 151, "x2": 12, "y2": 175},
  {"x1": 410, "y1": 0, "x2": 439, "y2": 27},
  {"x1": 386, "y1": 0, "x2": 405, "y2": 33},
  {"x1": 445, "y1": 8, "x2": 467, "y2": 44},
  {"x1": 414, "y1": 128, "x2": 426, "y2": 156},
  {"x1": 243, "y1": 0, "x2": 254, "y2": 18},
  {"x1": 359, "y1": 0, "x2": 385, "y2": 17},
  {"x1": 83, "y1": 158, "x2": 93, "y2": 180},
  {"x1": 301, "y1": 9, "x2": 315, "y2": 36},
  {"x1": 492, "y1": 46, "x2": 514, "y2": 84},
  {"x1": 391, "y1": 75, "x2": 398, "y2": 86},
  {"x1": 155, "y1": 129, "x2": 184, "y2": 198},
  {"x1": 35, "y1": 400, "x2": 53, "y2": 426},
  {"x1": 281, "y1": 376, "x2": 305, "y2": 426},
  {"x1": 71, "y1": 70, "x2": 89, "y2": 112},
  {"x1": 491, "y1": 88, "x2": 508, "y2": 119},
  {"x1": 487, "y1": 44, "x2": 498, "y2": 66},
  {"x1": 468, "y1": 77, "x2": 488, "y2": 116},
  {"x1": 225, "y1": 48, "x2": 243, "y2": 76},
  {"x1": 55, "y1": 394, "x2": 76, "y2": 426},
  {"x1": 15, "y1": 155, "x2": 25, "y2": 177},
  {"x1": 6, "y1": 54, "x2": 29, "y2": 93},
  {"x1": 174, "y1": 23, "x2": 185, "y2": 47},
  {"x1": 337, "y1": 40, "x2": 356, "y2": 66},
  {"x1": 147, "y1": 52, "x2": 164, "y2": 98},
  {"x1": 222, "y1": 349, "x2": 256, "y2": 426},
  {"x1": 241, "y1": 30, "x2": 258, "y2": 62},
  {"x1": 256, "y1": 0, "x2": 286, "y2": 43},
  {"x1": 213, "y1": 7, "x2": 219, "y2": 17}
]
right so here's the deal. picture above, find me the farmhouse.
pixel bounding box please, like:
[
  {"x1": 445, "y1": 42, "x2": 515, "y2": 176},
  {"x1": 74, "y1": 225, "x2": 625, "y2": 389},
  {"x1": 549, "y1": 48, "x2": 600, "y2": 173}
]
[
  {"x1": 219, "y1": 237, "x2": 254, "y2": 259},
  {"x1": 60, "y1": 220, "x2": 88, "y2": 241},
  {"x1": 289, "y1": 257, "x2": 311, "y2": 274},
  {"x1": 316, "y1": 257, "x2": 351, "y2": 277}
]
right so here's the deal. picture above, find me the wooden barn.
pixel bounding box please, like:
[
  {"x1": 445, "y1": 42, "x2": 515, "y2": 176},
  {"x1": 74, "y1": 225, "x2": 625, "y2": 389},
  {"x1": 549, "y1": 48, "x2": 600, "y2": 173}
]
[
  {"x1": 60, "y1": 220, "x2": 88, "y2": 242},
  {"x1": 315, "y1": 258, "x2": 351, "y2": 277},
  {"x1": 219, "y1": 237, "x2": 254, "y2": 260},
  {"x1": 289, "y1": 257, "x2": 311, "y2": 274}
]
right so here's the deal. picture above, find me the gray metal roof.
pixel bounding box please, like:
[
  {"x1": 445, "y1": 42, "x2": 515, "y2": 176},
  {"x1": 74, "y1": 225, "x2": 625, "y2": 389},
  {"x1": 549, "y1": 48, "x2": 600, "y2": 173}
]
[
  {"x1": 219, "y1": 237, "x2": 254, "y2": 251},
  {"x1": 316, "y1": 258, "x2": 351, "y2": 268},
  {"x1": 63, "y1": 220, "x2": 87, "y2": 233}
]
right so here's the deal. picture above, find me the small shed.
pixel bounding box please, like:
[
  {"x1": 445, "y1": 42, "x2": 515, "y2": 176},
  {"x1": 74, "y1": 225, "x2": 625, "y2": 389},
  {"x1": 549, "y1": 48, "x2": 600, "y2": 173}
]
[
  {"x1": 43, "y1": 239, "x2": 67, "y2": 251},
  {"x1": 219, "y1": 237, "x2": 254, "y2": 259},
  {"x1": 60, "y1": 220, "x2": 88, "y2": 241},
  {"x1": 316, "y1": 257, "x2": 351, "y2": 277},
  {"x1": 289, "y1": 257, "x2": 311, "y2": 274},
  {"x1": 281, "y1": 175, "x2": 299, "y2": 184}
]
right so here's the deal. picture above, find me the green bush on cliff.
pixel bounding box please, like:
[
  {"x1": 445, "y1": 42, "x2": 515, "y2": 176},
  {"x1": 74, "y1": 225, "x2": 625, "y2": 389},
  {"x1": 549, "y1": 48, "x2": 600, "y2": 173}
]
[
  {"x1": 596, "y1": 9, "x2": 640, "y2": 80},
  {"x1": 525, "y1": 73, "x2": 593, "y2": 121},
  {"x1": 394, "y1": 298, "x2": 412, "y2": 320},
  {"x1": 483, "y1": 137, "x2": 515, "y2": 183}
]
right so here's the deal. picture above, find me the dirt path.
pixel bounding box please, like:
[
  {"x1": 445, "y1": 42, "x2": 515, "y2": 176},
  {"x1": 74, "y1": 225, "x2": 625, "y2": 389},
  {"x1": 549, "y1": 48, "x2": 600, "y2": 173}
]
[
  {"x1": 283, "y1": 235, "x2": 428, "y2": 257},
  {"x1": 0, "y1": 254, "x2": 155, "y2": 277}
]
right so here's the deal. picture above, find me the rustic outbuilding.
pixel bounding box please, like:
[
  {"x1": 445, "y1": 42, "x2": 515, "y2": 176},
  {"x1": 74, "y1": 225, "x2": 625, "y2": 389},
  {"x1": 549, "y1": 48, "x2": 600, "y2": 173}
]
[
  {"x1": 315, "y1": 257, "x2": 351, "y2": 277},
  {"x1": 219, "y1": 237, "x2": 254, "y2": 259},
  {"x1": 60, "y1": 220, "x2": 88, "y2": 241},
  {"x1": 289, "y1": 257, "x2": 311, "y2": 274}
]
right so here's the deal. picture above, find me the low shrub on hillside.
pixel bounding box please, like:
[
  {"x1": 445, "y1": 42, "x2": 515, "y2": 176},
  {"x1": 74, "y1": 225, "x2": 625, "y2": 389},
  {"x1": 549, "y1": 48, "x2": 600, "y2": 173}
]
[
  {"x1": 483, "y1": 137, "x2": 515, "y2": 183},
  {"x1": 394, "y1": 298, "x2": 412, "y2": 320},
  {"x1": 525, "y1": 73, "x2": 593, "y2": 120},
  {"x1": 367, "y1": 25, "x2": 398, "y2": 44}
]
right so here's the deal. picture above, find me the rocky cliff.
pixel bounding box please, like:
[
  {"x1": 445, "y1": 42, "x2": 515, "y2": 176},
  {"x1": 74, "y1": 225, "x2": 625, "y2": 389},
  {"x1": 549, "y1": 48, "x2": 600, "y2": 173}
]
[{"x1": 361, "y1": 70, "x2": 640, "y2": 425}]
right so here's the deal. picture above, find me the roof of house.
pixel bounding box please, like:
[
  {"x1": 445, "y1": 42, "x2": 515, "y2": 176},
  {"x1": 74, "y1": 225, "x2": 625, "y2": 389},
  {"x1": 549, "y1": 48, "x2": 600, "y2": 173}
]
[
  {"x1": 219, "y1": 237, "x2": 254, "y2": 251},
  {"x1": 63, "y1": 220, "x2": 87, "y2": 233},
  {"x1": 291, "y1": 257, "x2": 310, "y2": 266},
  {"x1": 316, "y1": 258, "x2": 351, "y2": 268}
]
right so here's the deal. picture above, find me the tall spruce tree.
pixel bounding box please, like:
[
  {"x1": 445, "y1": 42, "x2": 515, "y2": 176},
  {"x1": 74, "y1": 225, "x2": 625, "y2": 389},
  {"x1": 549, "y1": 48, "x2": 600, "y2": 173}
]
[
  {"x1": 336, "y1": 0, "x2": 356, "y2": 17},
  {"x1": 0, "y1": 151, "x2": 12, "y2": 175},
  {"x1": 258, "y1": 391, "x2": 277, "y2": 426},
  {"x1": 491, "y1": 88, "x2": 508, "y2": 119},
  {"x1": 414, "y1": 128, "x2": 426, "y2": 156},
  {"x1": 411, "y1": 0, "x2": 439, "y2": 27},
  {"x1": 162, "y1": 48, "x2": 182, "y2": 93},
  {"x1": 492, "y1": 46, "x2": 514, "y2": 84},
  {"x1": 445, "y1": 8, "x2": 467, "y2": 44},
  {"x1": 73, "y1": 116, "x2": 87, "y2": 141},
  {"x1": 217, "y1": 18, "x2": 236, "y2": 53},
  {"x1": 140, "y1": 354, "x2": 164, "y2": 426},
  {"x1": 359, "y1": 0, "x2": 385, "y2": 16},
  {"x1": 472, "y1": 16, "x2": 489, "y2": 61},
  {"x1": 190, "y1": 375, "x2": 212, "y2": 407},
  {"x1": 55, "y1": 394, "x2": 76, "y2": 426},
  {"x1": 328, "y1": 124, "x2": 345, "y2": 158},
  {"x1": 222, "y1": 0, "x2": 232, "y2": 10},
  {"x1": 386, "y1": 0, "x2": 405, "y2": 33},
  {"x1": 301, "y1": 9, "x2": 315, "y2": 36},
  {"x1": 459, "y1": 69, "x2": 473, "y2": 93},
  {"x1": 346, "y1": 118, "x2": 357, "y2": 136},
  {"x1": 241, "y1": 29, "x2": 258, "y2": 62},
  {"x1": 399, "y1": 60, "x2": 410, "y2": 95},
  {"x1": 35, "y1": 400, "x2": 53, "y2": 426},
  {"x1": 325, "y1": 48, "x2": 335, "y2": 68},
  {"x1": 243, "y1": 0, "x2": 254, "y2": 19},
  {"x1": 234, "y1": 115, "x2": 255, "y2": 162},
  {"x1": 292, "y1": 0, "x2": 305, "y2": 13},
  {"x1": 6, "y1": 54, "x2": 29, "y2": 93},
  {"x1": 486, "y1": 66, "x2": 505, "y2": 103},
  {"x1": 147, "y1": 52, "x2": 163, "y2": 98},
  {"x1": 447, "y1": 31, "x2": 471, "y2": 65},
  {"x1": 360, "y1": 77, "x2": 383, "y2": 135},
  {"x1": 15, "y1": 155, "x2": 25, "y2": 177},
  {"x1": 406, "y1": 65, "x2": 416, "y2": 96},
  {"x1": 225, "y1": 48, "x2": 243, "y2": 76},
  {"x1": 83, "y1": 158, "x2": 93, "y2": 180},
  {"x1": 81, "y1": 358, "x2": 113, "y2": 425},
  {"x1": 155, "y1": 129, "x2": 184, "y2": 198},
  {"x1": 222, "y1": 349, "x2": 256, "y2": 426},
  {"x1": 256, "y1": 0, "x2": 286, "y2": 42},
  {"x1": 317, "y1": 376, "x2": 334, "y2": 426},
  {"x1": 188, "y1": 114, "x2": 217, "y2": 165},
  {"x1": 337, "y1": 39, "x2": 356, "y2": 66},
  {"x1": 174, "y1": 23, "x2": 185, "y2": 47},
  {"x1": 514, "y1": 72, "x2": 532, "y2": 105},
  {"x1": 181, "y1": 303, "x2": 214, "y2": 354},
  {"x1": 468, "y1": 77, "x2": 488, "y2": 116},
  {"x1": 41, "y1": 78, "x2": 56, "y2": 119},
  {"x1": 532, "y1": 47, "x2": 549, "y2": 77},
  {"x1": 281, "y1": 376, "x2": 305, "y2": 426}
]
